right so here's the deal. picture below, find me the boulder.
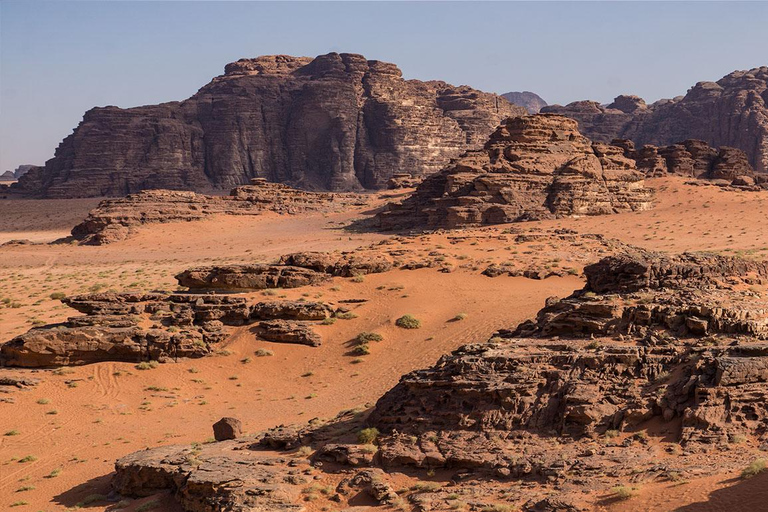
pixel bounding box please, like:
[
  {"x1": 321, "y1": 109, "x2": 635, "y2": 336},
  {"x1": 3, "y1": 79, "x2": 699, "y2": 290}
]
[{"x1": 213, "y1": 417, "x2": 242, "y2": 441}]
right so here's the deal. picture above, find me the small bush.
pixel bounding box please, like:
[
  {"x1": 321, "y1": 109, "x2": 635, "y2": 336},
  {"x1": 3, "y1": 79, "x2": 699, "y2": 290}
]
[
  {"x1": 355, "y1": 332, "x2": 383, "y2": 344},
  {"x1": 321, "y1": 317, "x2": 336, "y2": 325},
  {"x1": 4, "y1": 430, "x2": 20, "y2": 436},
  {"x1": 357, "y1": 427, "x2": 380, "y2": 444},
  {"x1": 742, "y1": 458, "x2": 767, "y2": 479},
  {"x1": 49, "y1": 292, "x2": 66, "y2": 300},
  {"x1": 451, "y1": 313, "x2": 468, "y2": 321},
  {"x1": 135, "y1": 360, "x2": 159, "y2": 370},
  {"x1": 351, "y1": 344, "x2": 370, "y2": 356},
  {"x1": 255, "y1": 348, "x2": 274, "y2": 357},
  {"x1": 611, "y1": 485, "x2": 638, "y2": 500},
  {"x1": 18, "y1": 455, "x2": 37, "y2": 463},
  {"x1": 351, "y1": 275, "x2": 365, "y2": 283},
  {"x1": 335, "y1": 311, "x2": 358, "y2": 320},
  {"x1": 395, "y1": 315, "x2": 421, "y2": 329}
]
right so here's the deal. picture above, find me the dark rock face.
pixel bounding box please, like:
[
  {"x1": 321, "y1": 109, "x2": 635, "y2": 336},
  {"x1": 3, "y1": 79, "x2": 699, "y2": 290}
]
[
  {"x1": 501, "y1": 91, "x2": 548, "y2": 114},
  {"x1": 14, "y1": 52, "x2": 524, "y2": 198},
  {"x1": 213, "y1": 417, "x2": 242, "y2": 441},
  {"x1": 542, "y1": 66, "x2": 768, "y2": 172},
  {"x1": 375, "y1": 114, "x2": 653, "y2": 230}
]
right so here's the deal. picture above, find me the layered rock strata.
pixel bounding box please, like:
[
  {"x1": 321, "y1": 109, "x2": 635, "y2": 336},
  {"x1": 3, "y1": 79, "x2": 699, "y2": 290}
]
[
  {"x1": 542, "y1": 67, "x2": 768, "y2": 172},
  {"x1": 112, "y1": 249, "x2": 768, "y2": 511},
  {"x1": 375, "y1": 114, "x2": 653, "y2": 230},
  {"x1": 70, "y1": 179, "x2": 369, "y2": 244},
  {"x1": 14, "y1": 52, "x2": 523, "y2": 198}
]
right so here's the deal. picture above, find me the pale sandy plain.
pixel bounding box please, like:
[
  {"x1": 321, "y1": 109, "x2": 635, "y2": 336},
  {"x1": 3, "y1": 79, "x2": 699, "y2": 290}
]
[{"x1": 2, "y1": 177, "x2": 768, "y2": 512}]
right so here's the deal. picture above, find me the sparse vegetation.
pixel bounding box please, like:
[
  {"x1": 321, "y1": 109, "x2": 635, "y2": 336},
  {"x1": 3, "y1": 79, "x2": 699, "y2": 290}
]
[
  {"x1": 355, "y1": 331, "x2": 383, "y2": 343},
  {"x1": 255, "y1": 348, "x2": 274, "y2": 357},
  {"x1": 135, "y1": 360, "x2": 159, "y2": 370},
  {"x1": 611, "y1": 485, "x2": 638, "y2": 500},
  {"x1": 395, "y1": 314, "x2": 421, "y2": 329},
  {"x1": 742, "y1": 458, "x2": 767, "y2": 478},
  {"x1": 335, "y1": 311, "x2": 358, "y2": 320},
  {"x1": 357, "y1": 427, "x2": 380, "y2": 444},
  {"x1": 451, "y1": 312, "x2": 468, "y2": 321}
]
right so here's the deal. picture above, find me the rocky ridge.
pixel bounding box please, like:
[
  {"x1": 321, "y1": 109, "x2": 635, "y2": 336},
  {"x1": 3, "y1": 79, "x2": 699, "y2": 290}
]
[
  {"x1": 70, "y1": 178, "x2": 369, "y2": 244},
  {"x1": 375, "y1": 114, "x2": 654, "y2": 230},
  {"x1": 542, "y1": 66, "x2": 768, "y2": 172},
  {"x1": 613, "y1": 138, "x2": 762, "y2": 188},
  {"x1": 14, "y1": 52, "x2": 523, "y2": 198},
  {"x1": 110, "y1": 248, "x2": 768, "y2": 511}
]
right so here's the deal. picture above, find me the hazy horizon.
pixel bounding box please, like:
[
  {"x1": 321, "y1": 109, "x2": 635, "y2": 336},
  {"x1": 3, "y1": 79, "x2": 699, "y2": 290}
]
[{"x1": 1, "y1": 0, "x2": 767, "y2": 172}]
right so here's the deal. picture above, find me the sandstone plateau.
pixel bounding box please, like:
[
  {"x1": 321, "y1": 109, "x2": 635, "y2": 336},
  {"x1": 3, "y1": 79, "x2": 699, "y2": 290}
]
[
  {"x1": 13, "y1": 53, "x2": 523, "y2": 198},
  {"x1": 375, "y1": 114, "x2": 654, "y2": 230},
  {"x1": 542, "y1": 66, "x2": 768, "y2": 172}
]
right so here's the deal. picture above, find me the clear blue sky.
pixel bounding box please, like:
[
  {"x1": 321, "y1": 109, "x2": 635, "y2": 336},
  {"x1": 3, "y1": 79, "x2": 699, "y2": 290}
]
[{"x1": 1, "y1": 1, "x2": 767, "y2": 172}]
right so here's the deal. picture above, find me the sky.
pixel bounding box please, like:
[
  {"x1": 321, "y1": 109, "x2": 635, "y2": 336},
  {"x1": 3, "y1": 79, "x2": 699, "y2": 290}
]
[{"x1": 1, "y1": 1, "x2": 767, "y2": 172}]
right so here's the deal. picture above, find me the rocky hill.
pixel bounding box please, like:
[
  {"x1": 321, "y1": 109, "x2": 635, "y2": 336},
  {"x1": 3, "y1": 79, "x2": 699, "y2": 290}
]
[
  {"x1": 542, "y1": 66, "x2": 768, "y2": 172},
  {"x1": 375, "y1": 114, "x2": 654, "y2": 230},
  {"x1": 13, "y1": 53, "x2": 524, "y2": 198},
  {"x1": 501, "y1": 91, "x2": 547, "y2": 113}
]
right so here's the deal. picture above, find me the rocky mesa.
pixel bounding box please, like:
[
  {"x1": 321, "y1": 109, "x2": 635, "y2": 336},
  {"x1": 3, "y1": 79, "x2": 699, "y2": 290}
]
[
  {"x1": 13, "y1": 52, "x2": 524, "y2": 198},
  {"x1": 374, "y1": 114, "x2": 654, "y2": 230}
]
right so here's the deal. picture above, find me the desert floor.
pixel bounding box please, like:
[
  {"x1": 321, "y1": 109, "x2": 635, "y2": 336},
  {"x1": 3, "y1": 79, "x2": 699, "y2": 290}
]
[{"x1": 2, "y1": 177, "x2": 768, "y2": 512}]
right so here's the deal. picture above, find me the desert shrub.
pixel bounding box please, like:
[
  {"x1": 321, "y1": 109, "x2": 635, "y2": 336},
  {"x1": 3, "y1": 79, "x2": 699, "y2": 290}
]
[
  {"x1": 49, "y1": 292, "x2": 66, "y2": 300},
  {"x1": 135, "y1": 360, "x2": 159, "y2": 370},
  {"x1": 357, "y1": 427, "x2": 380, "y2": 444},
  {"x1": 355, "y1": 332, "x2": 383, "y2": 344},
  {"x1": 611, "y1": 485, "x2": 637, "y2": 500},
  {"x1": 395, "y1": 314, "x2": 421, "y2": 329},
  {"x1": 742, "y1": 458, "x2": 767, "y2": 478},
  {"x1": 451, "y1": 313, "x2": 468, "y2": 321},
  {"x1": 351, "y1": 344, "x2": 370, "y2": 356},
  {"x1": 255, "y1": 348, "x2": 274, "y2": 357},
  {"x1": 335, "y1": 311, "x2": 358, "y2": 320},
  {"x1": 321, "y1": 317, "x2": 336, "y2": 325}
]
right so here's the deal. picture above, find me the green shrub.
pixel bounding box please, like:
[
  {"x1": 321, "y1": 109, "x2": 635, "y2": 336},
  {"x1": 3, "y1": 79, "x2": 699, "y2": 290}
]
[
  {"x1": 611, "y1": 485, "x2": 638, "y2": 500},
  {"x1": 135, "y1": 360, "x2": 159, "y2": 370},
  {"x1": 355, "y1": 332, "x2": 383, "y2": 344},
  {"x1": 357, "y1": 427, "x2": 380, "y2": 444},
  {"x1": 49, "y1": 292, "x2": 66, "y2": 300},
  {"x1": 395, "y1": 315, "x2": 421, "y2": 329}
]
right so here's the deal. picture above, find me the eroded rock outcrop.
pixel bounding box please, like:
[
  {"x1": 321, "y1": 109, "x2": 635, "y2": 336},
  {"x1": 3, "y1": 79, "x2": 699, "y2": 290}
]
[
  {"x1": 111, "y1": 249, "x2": 768, "y2": 511},
  {"x1": 375, "y1": 114, "x2": 653, "y2": 230},
  {"x1": 71, "y1": 179, "x2": 369, "y2": 244},
  {"x1": 543, "y1": 66, "x2": 768, "y2": 172},
  {"x1": 0, "y1": 291, "x2": 339, "y2": 367},
  {"x1": 14, "y1": 53, "x2": 523, "y2": 198}
]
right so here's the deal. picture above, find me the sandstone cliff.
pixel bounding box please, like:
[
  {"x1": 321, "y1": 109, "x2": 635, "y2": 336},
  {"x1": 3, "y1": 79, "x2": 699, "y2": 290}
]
[
  {"x1": 14, "y1": 53, "x2": 523, "y2": 198},
  {"x1": 375, "y1": 114, "x2": 653, "y2": 230},
  {"x1": 542, "y1": 66, "x2": 768, "y2": 172}
]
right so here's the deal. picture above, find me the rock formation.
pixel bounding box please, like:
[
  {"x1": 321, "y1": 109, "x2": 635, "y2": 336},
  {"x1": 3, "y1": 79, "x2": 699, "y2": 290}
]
[
  {"x1": 502, "y1": 91, "x2": 548, "y2": 114},
  {"x1": 375, "y1": 114, "x2": 653, "y2": 230},
  {"x1": 70, "y1": 179, "x2": 368, "y2": 244},
  {"x1": 111, "y1": 248, "x2": 768, "y2": 511},
  {"x1": 13, "y1": 53, "x2": 524, "y2": 198},
  {"x1": 613, "y1": 138, "x2": 762, "y2": 187},
  {"x1": 542, "y1": 66, "x2": 768, "y2": 172}
]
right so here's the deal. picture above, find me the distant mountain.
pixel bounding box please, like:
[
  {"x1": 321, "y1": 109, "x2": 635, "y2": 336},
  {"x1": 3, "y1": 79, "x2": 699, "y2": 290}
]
[
  {"x1": 501, "y1": 91, "x2": 548, "y2": 114},
  {"x1": 542, "y1": 66, "x2": 768, "y2": 172},
  {"x1": 14, "y1": 165, "x2": 36, "y2": 179},
  {"x1": 0, "y1": 171, "x2": 15, "y2": 181}
]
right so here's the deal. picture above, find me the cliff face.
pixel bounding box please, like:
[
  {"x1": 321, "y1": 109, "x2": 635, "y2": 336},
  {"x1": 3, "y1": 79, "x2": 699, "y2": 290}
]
[
  {"x1": 14, "y1": 53, "x2": 523, "y2": 198},
  {"x1": 375, "y1": 114, "x2": 653, "y2": 230},
  {"x1": 542, "y1": 66, "x2": 768, "y2": 172}
]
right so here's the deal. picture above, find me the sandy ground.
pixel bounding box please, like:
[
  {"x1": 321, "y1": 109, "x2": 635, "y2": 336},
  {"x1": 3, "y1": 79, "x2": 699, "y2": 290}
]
[{"x1": 2, "y1": 177, "x2": 768, "y2": 511}]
